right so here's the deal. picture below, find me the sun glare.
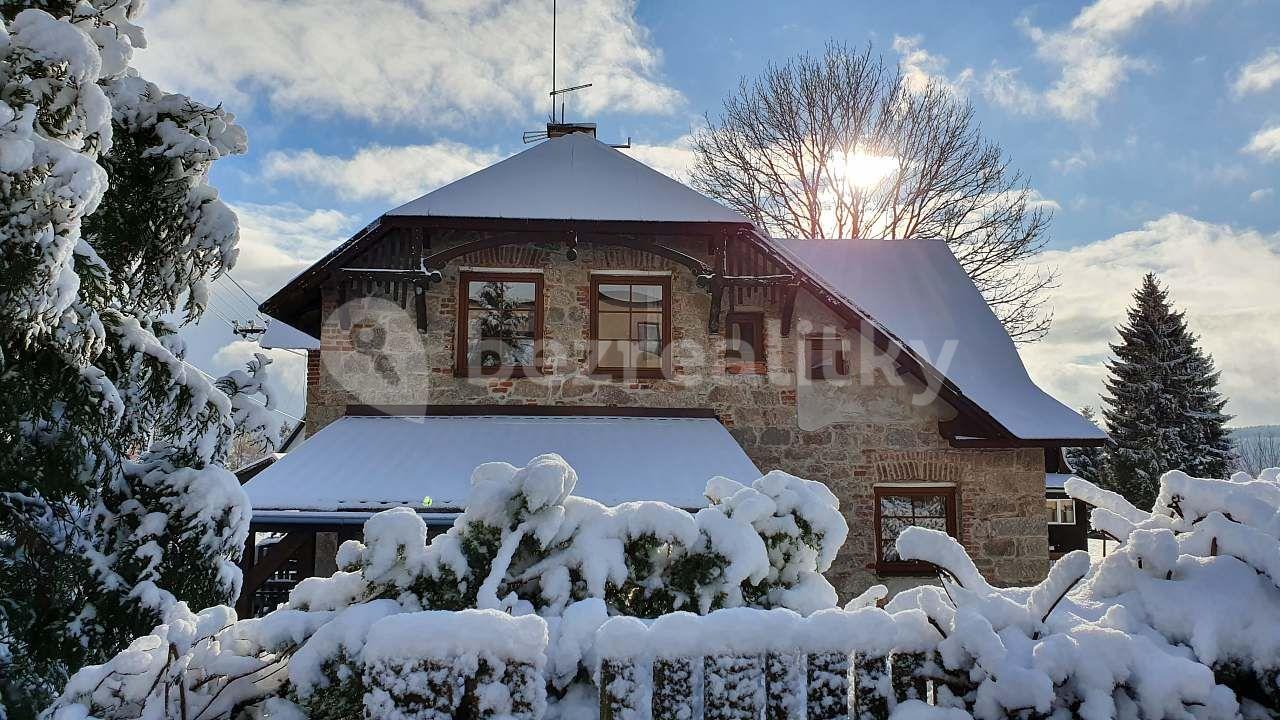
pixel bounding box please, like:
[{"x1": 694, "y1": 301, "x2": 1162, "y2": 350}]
[{"x1": 830, "y1": 150, "x2": 899, "y2": 189}]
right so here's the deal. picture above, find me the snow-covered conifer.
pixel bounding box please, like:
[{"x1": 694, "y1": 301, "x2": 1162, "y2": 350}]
[
  {"x1": 1101, "y1": 273, "x2": 1233, "y2": 508},
  {"x1": 1064, "y1": 407, "x2": 1108, "y2": 486},
  {"x1": 0, "y1": 3, "x2": 253, "y2": 715}
]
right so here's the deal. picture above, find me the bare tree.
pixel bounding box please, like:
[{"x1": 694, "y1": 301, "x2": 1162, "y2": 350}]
[
  {"x1": 1234, "y1": 432, "x2": 1280, "y2": 476},
  {"x1": 690, "y1": 43, "x2": 1056, "y2": 341}
]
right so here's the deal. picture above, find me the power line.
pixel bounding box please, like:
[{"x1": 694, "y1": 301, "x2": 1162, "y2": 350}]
[
  {"x1": 210, "y1": 276, "x2": 261, "y2": 319},
  {"x1": 222, "y1": 271, "x2": 263, "y2": 310},
  {"x1": 183, "y1": 361, "x2": 304, "y2": 424}
]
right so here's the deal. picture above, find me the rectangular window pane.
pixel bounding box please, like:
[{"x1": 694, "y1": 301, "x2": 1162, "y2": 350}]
[
  {"x1": 469, "y1": 280, "x2": 535, "y2": 308},
  {"x1": 1061, "y1": 501, "x2": 1075, "y2": 524},
  {"x1": 460, "y1": 275, "x2": 541, "y2": 374},
  {"x1": 878, "y1": 491, "x2": 954, "y2": 563},
  {"x1": 596, "y1": 339, "x2": 628, "y2": 368},
  {"x1": 597, "y1": 284, "x2": 631, "y2": 311},
  {"x1": 634, "y1": 315, "x2": 662, "y2": 341},
  {"x1": 880, "y1": 496, "x2": 913, "y2": 516},
  {"x1": 1046, "y1": 500, "x2": 1058, "y2": 524},
  {"x1": 631, "y1": 284, "x2": 664, "y2": 309},
  {"x1": 598, "y1": 312, "x2": 630, "y2": 340},
  {"x1": 635, "y1": 341, "x2": 662, "y2": 368}
]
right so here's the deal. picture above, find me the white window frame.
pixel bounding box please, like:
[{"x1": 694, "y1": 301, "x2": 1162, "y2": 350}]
[{"x1": 1046, "y1": 498, "x2": 1076, "y2": 525}]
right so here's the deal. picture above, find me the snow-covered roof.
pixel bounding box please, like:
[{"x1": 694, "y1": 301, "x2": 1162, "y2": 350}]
[
  {"x1": 258, "y1": 316, "x2": 319, "y2": 351},
  {"x1": 769, "y1": 238, "x2": 1108, "y2": 443},
  {"x1": 242, "y1": 414, "x2": 761, "y2": 512},
  {"x1": 386, "y1": 132, "x2": 749, "y2": 224}
]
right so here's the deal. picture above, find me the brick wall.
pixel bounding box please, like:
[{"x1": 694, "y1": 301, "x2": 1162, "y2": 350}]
[{"x1": 305, "y1": 234, "x2": 1050, "y2": 595}]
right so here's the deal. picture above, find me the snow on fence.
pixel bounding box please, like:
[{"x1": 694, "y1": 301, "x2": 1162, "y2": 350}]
[
  {"x1": 594, "y1": 606, "x2": 941, "y2": 720},
  {"x1": 49, "y1": 461, "x2": 1280, "y2": 719},
  {"x1": 352, "y1": 605, "x2": 944, "y2": 720}
]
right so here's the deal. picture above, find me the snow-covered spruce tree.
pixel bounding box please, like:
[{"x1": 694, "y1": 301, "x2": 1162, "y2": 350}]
[
  {"x1": 1102, "y1": 273, "x2": 1233, "y2": 509},
  {"x1": 0, "y1": 3, "x2": 256, "y2": 716},
  {"x1": 1065, "y1": 406, "x2": 1107, "y2": 486}
]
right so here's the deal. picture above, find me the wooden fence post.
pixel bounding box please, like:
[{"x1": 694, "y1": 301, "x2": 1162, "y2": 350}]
[
  {"x1": 853, "y1": 653, "x2": 891, "y2": 720},
  {"x1": 765, "y1": 652, "x2": 804, "y2": 720},
  {"x1": 653, "y1": 657, "x2": 696, "y2": 720},
  {"x1": 806, "y1": 652, "x2": 850, "y2": 720},
  {"x1": 600, "y1": 657, "x2": 640, "y2": 720},
  {"x1": 704, "y1": 654, "x2": 764, "y2": 720},
  {"x1": 890, "y1": 651, "x2": 930, "y2": 704}
]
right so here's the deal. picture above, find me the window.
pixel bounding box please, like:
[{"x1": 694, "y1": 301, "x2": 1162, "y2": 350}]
[
  {"x1": 591, "y1": 275, "x2": 670, "y2": 376},
  {"x1": 456, "y1": 272, "x2": 543, "y2": 376},
  {"x1": 874, "y1": 486, "x2": 958, "y2": 574},
  {"x1": 1046, "y1": 498, "x2": 1077, "y2": 525},
  {"x1": 806, "y1": 336, "x2": 848, "y2": 380},
  {"x1": 725, "y1": 312, "x2": 765, "y2": 372}
]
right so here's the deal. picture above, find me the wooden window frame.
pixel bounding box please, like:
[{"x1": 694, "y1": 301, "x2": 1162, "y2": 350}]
[
  {"x1": 1046, "y1": 498, "x2": 1077, "y2": 525},
  {"x1": 454, "y1": 271, "x2": 545, "y2": 378},
  {"x1": 725, "y1": 311, "x2": 766, "y2": 374},
  {"x1": 806, "y1": 336, "x2": 849, "y2": 380},
  {"x1": 872, "y1": 485, "x2": 959, "y2": 576},
  {"x1": 589, "y1": 274, "x2": 672, "y2": 379}
]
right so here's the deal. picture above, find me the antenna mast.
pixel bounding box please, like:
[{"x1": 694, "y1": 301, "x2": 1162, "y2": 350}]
[{"x1": 550, "y1": 0, "x2": 556, "y2": 122}]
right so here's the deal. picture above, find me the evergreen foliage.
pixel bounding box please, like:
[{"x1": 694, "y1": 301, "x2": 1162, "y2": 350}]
[
  {"x1": 0, "y1": 4, "x2": 263, "y2": 717},
  {"x1": 1100, "y1": 274, "x2": 1233, "y2": 509},
  {"x1": 1064, "y1": 406, "x2": 1107, "y2": 486}
]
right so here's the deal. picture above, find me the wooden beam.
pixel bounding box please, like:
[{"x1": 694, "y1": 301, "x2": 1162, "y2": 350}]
[
  {"x1": 780, "y1": 284, "x2": 798, "y2": 338},
  {"x1": 345, "y1": 404, "x2": 721, "y2": 419},
  {"x1": 413, "y1": 284, "x2": 428, "y2": 332},
  {"x1": 236, "y1": 531, "x2": 312, "y2": 616},
  {"x1": 235, "y1": 532, "x2": 256, "y2": 617}
]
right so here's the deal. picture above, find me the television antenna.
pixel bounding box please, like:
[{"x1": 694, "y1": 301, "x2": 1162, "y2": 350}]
[{"x1": 523, "y1": 0, "x2": 628, "y2": 147}]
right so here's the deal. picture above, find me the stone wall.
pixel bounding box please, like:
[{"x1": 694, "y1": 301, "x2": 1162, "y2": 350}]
[{"x1": 306, "y1": 234, "x2": 1050, "y2": 595}]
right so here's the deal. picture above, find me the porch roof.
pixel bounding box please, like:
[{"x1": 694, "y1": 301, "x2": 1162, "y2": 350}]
[{"x1": 241, "y1": 413, "x2": 761, "y2": 513}]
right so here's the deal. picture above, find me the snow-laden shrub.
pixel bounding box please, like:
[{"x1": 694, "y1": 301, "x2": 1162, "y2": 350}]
[
  {"x1": 316, "y1": 455, "x2": 847, "y2": 620},
  {"x1": 885, "y1": 468, "x2": 1280, "y2": 719},
  {"x1": 46, "y1": 455, "x2": 846, "y2": 719},
  {"x1": 1065, "y1": 468, "x2": 1280, "y2": 714}
]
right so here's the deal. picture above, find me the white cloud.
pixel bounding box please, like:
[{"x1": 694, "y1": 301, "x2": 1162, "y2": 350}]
[
  {"x1": 1021, "y1": 213, "x2": 1280, "y2": 426},
  {"x1": 229, "y1": 202, "x2": 360, "y2": 299},
  {"x1": 1050, "y1": 147, "x2": 1099, "y2": 174},
  {"x1": 1249, "y1": 187, "x2": 1274, "y2": 203},
  {"x1": 981, "y1": 65, "x2": 1040, "y2": 115},
  {"x1": 990, "y1": 0, "x2": 1206, "y2": 121},
  {"x1": 892, "y1": 35, "x2": 973, "y2": 96},
  {"x1": 622, "y1": 134, "x2": 696, "y2": 182},
  {"x1": 264, "y1": 142, "x2": 503, "y2": 204},
  {"x1": 1243, "y1": 125, "x2": 1280, "y2": 161},
  {"x1": 133, "y1": 0, "x2": 682, "y2": 127},
  {"x1": 1233, "y1": 47, "x2": 1280, "y2": 97}
]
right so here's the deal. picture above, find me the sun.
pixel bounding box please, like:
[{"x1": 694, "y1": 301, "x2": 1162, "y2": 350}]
[{"x1": 830, "y1": 150, "x2": 899, "y2": 189}]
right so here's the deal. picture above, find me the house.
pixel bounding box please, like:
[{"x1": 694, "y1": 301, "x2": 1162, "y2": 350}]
[
  {"x1": 1045, "y1": 472, "x2": 1089, "y2": 557},
  {"x1": 240, "y1": 125, "x2": 1106, "y2": 613}
]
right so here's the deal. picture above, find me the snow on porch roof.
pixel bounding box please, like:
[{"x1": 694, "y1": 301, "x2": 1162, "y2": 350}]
[
  {"x1": 242, "y1": 414, "x2": 762, "y2": 513},
  {"x1": 770, "y1": 238, "x2": 1108, "y2": 443},
  {"x1": 386, "y1": 132, "x2": 749, "y2": 224}
]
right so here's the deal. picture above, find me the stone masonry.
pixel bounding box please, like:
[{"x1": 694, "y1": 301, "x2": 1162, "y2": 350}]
[{"x1": 306, "y1": 233, "x2": 1050, "y2": 596}]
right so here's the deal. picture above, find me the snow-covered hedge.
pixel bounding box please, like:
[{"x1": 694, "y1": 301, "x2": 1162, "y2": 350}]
[{"x1": 46, "y1": 463, "x2": 1280, "y2": 719}]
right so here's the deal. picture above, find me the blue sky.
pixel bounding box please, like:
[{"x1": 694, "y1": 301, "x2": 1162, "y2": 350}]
[{"x1": 132, "y1": 0, "x2": 1280, "y2": 427}]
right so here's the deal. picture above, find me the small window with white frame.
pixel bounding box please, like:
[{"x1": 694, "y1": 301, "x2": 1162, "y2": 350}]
[{"x1": 1046, "y1": 498, "x2": 1076, "y2": 525}]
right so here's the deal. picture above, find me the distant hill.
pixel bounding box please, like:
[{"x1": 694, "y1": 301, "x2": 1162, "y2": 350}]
[{"x1": 1231, "y1": 425, "x2": 1280, "y2": 440}]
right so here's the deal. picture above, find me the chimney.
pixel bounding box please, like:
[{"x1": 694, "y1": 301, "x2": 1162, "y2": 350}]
[{"x1": 546, "y1": 122, "x2": 596, "y2": 138}]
